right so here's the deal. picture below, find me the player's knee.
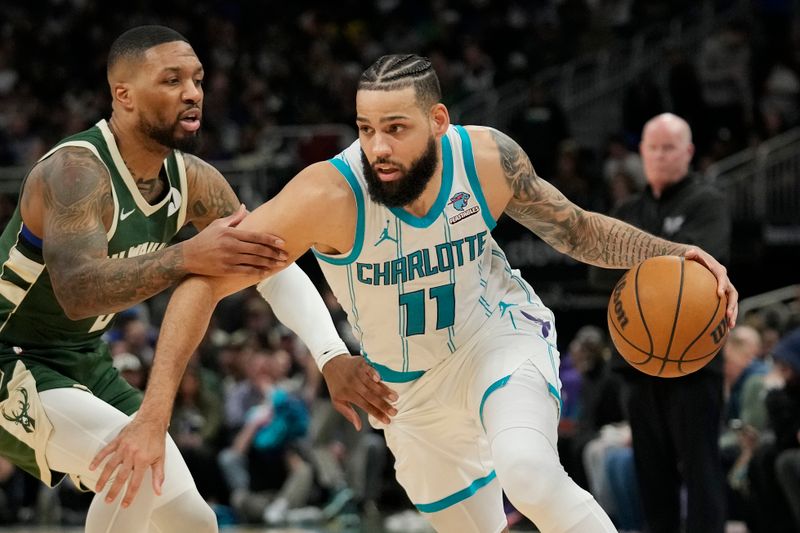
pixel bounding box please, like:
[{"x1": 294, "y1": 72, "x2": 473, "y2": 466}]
[
  {"x1": 495, "y1": 451, "x2": 563, "y2": 510},
  {"x1": 152, "y1": 489, "x2": 218, "y2": 533}
]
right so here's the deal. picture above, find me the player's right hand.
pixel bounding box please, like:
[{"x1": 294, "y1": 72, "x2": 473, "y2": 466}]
[
  {"x1": 322, "y1": 354, "x2": 398, "y2": 430},
  {"x1": 183, "y1": 204, "x2": 288, "y2": 276}
]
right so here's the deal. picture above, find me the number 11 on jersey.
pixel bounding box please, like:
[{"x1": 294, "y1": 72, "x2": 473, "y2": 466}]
[{"x1": 399, "y1": 283, "x2": 455, "y2": 336}]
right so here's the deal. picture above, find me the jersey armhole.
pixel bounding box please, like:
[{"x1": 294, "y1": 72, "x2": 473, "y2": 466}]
[
  {"x1": 312, "y1": 158, "x2": 365, "y2": 265},
  {"x1": 454, "y1": 126, "x2": 497, "y2": 230}
]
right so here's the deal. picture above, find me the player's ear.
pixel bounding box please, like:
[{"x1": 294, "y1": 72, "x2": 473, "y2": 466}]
[
  {"x1": 112, "y1": 82, "x2": 134, "y2": 111},
  {"x1": 430, "y1": 103, "x2": 449, "y2": 136}
]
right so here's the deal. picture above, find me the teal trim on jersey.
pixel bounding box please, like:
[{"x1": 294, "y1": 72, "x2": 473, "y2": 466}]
[
  {"x1": 389, "y1": 135, "x2": 453, "y2": 228},
  {"x1": 415, "y1": 471, "x2": 497, "y2": 513},
  {"x1": 442, "y1": 216, "x2": 457, "y2": 353},
  {"x1": 313, "y1": 159, "x2": 365, "y2": 265},
  {"x1": 454, "y1": 125, "x2": 496, "y2": 230},
  {"x1": 493, "y1": 248, "x2": 534, "y2": 304},
  {"x1": 345, "y1": 264, "x2": 364, "y2": 338},
  {"x1": 364, "y1": 354, "x2": 425, "y2": 383},
  {"x1": 395, "y1": 219, "x2": 410, "y2": 372},
  {"x1": 479, "y1": 375, "x2": 511, "y2": 431},
  {"x1": 546, "y1": 342, "x2": 563, "y2": 413}
]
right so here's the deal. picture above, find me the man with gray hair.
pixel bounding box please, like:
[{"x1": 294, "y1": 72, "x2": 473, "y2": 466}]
[{"x1": 610, "y1": 113, "x2": 732, "y2": 533}]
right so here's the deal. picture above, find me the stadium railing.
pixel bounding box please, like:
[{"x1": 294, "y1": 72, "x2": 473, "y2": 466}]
[{"x1": 450, "y1": 0, "x2": 748, "y2": 149}]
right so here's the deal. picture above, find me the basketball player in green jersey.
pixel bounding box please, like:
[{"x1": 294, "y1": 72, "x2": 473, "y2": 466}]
[
  {"x1": 106, "y1": 55, "x2": 739, "y2": 533},
  {"x1": 0, "y1": 26, "x2": 358, "y2": 533}
]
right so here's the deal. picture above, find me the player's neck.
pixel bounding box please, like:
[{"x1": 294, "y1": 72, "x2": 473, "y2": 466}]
[{"x1": 107, "y1": 116, "x2": 171, "y2": 183}]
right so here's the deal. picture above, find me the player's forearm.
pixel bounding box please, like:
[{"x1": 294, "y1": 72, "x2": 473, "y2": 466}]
[
  {"x1": 257, "y1": 264, "x2": 349, "y2": 371},
  {"x1": 136, "y1": 276, "x2": 218, "y2": 427},
  {"x1": 570, "y1": 212, "x2": 690, "y2": 268},
  {"x1": 50, "y1": 244, "x2": 189, "y2": 320}
]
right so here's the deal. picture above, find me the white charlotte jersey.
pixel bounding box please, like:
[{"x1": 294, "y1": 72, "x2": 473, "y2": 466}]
[{"x1": 314, "y1": 125, "x2": 552, "y2": 383}]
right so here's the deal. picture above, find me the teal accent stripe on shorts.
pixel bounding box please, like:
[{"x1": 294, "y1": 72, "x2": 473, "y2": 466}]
[
  {"x1": 454, "y1": 125, "x2": 496, "y2": 230},
  {"x1": 545, "y1": 342, "x2": 563, "y2": 412},
  {"x1": 389, "y1": 135, "x2": 453, "y2": 228},
  {"x1": 415, "y1": 471, "x2": 497, "y2": 513},
  {"x1": 364, "y1": 355, "x2": 425, "y2": 383},
  {"x1": 313, "y1": 158, "x2": 365, "y2": 265},
  {"x1": 479, "y1": 374, "x2": 511, "y2": 430}
]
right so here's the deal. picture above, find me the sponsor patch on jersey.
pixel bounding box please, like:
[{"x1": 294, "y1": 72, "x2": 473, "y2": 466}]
[{"x1": 448, "y1": 191, "x2": 479, "y2": 224}]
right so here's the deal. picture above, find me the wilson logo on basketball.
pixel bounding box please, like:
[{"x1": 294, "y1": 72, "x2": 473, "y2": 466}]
[
  {"x1": 612, "y1": 277, "x2": 629, "y2": 329},
  {"x1": 710, "y1": 318, "x2": 728, "y2": 344}
]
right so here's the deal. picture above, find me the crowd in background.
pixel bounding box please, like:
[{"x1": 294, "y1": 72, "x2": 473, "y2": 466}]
[{"x1": 1, "y1": 0, "x2": 800, "y2": 531}]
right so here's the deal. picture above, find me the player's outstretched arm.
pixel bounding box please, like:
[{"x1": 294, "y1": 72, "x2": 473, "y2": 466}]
[
  {"x1": 90, "y1": 162, "x2": 398, "y2": 505},
  {"x1": 485, "y1": 128, "x2": 738, "y2": 326},
  {"x1": 24, "y1": 148, "x2": 285, "y2": 320}
]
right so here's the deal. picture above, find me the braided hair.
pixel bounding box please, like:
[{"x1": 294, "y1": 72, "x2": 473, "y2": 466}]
[{"x1": 359, "y1": 54, "x2": 441, "y2": 110}]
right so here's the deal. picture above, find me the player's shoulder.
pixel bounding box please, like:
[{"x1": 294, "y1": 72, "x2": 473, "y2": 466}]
[
  {"x1": 286, "y1": 160, "x2": 354, "y2": 206},
  {"x1": 182, "y1": 153, "x2": 224, "y2": 183},
  {"x1": 459, "y1": 125, "x2": 519, "y2": 165},
  {"x1": 27, "y1": 145, "x2": 110, "y2": 191}
]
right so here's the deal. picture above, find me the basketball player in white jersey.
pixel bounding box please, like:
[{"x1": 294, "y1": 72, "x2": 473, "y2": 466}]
[{"x1": 98, "y1": 55, "x2": 738, "y2": 532}]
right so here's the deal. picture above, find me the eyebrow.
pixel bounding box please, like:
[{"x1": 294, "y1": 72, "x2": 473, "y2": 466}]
[
  {"x1": 159, "y1": 66, "x2": 205, "y2": 75},
  {"x1": 356, "y1": 114, "x2": 410, "y2": 123}
]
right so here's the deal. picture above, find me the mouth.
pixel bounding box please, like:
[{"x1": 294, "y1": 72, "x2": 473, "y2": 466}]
[
  {"x1": 374, "y1": 164, "x2": 402, "y2": 182},
  {"x1": 178, "y1": 110, "x2": 202, "y2": 133}
]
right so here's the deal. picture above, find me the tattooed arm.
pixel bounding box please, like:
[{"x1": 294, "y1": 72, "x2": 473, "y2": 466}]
[
  {"x1": 480, "y1": 127, "x2": 738, "y2": 324},
  {"x1": 182, "y1": 154, "x2": 238, "y2": 229},
  {"x1": 23, "y1": 149, "x2": 285, "y2": 320},
  {"x1": 27, "y1": 148, "x2": 189, "y2": 319},
  {"x1": 488, "y1": 129, "x2": 688, "y2": 268}
]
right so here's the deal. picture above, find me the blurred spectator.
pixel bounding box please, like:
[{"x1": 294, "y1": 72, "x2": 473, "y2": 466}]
[
  {"x1": 607, "y1": 170, "x2": 640, "y2": 209},
  {"x1": 665, "y1": 46, "x2": 709, "y2": 157},
  {"x1": 747, "y1": 328, "x2": 800, "y2": 533},
  {"x1": 757, "y1": 58, "x2": 800, "y2": 139},
  {"x1": 559, "y1": 326, "x2": 625, "y2": 490},
  {"x1": 550, "y1": 139, "x2": 605, "y2": 211},
  {"x1": 622, "y1": 72, "x2": 664, "y2": 146},
  {"x1": 602, "y1": 134, "x2": 644, "y2": 189},
  {"x1": 224, "y1": 350, "x2": 273, "y2": 434},
  {"x1": 508, "y1": 80, "x2": 571, "y2": 179},
  {"x1": 170, "y1": 361, "x2": 226, "y2": 502},
  {"x1": 218, "y1": 349, "x2": 312, "y2": 525},
  {"x1": 111, "y1": 351, "x2": 148, "y2": 391},
  {"x1": 719, "y1": 326, "x2": 769, "y2": 524},
  {"x1": 697, "y1": 21, "x2": 752, "y2": 151}
]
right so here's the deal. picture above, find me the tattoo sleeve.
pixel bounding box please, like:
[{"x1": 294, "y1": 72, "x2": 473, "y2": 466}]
[
  {"x1": 41, "y1": 148, "x2": 188, "y2": 319},
  {"x1": 183, "y1": 154, "x2": 239, "y2": 230},
  {"x1": 493, "y1": 129, "x2": 689, "y2": 268}
]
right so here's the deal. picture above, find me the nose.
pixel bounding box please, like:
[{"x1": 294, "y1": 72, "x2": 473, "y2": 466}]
[
  {"x1": 182, "y1": 80, "x2": 202, "y2": 105},
  {"x1": 372, "y1": 132, "x2": 392, "y2": 159}
]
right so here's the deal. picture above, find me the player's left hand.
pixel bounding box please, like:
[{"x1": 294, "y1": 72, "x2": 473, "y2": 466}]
[
  {"x1": 89, "y1": 416, "x2": 166, "y2": 508},
  {"x1": 684, "y1": 248, "x2": 738, "y2": 328}
]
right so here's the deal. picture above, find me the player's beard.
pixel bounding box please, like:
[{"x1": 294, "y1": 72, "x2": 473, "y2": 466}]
[
  {"x1": 361, "y1": 137, "x2": 438, "y2": 208},
  {"x1": 140, "y1": 113, "x2": 201, "y2": 153}
]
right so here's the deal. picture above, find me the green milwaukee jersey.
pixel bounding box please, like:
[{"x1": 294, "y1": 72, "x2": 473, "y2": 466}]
[{"x1": 0, "y1": 119, "x2": 189, "y2": 351}]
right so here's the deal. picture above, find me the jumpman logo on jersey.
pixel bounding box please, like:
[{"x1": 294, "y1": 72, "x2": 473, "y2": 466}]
[
  {"x1": 498, "y1": 301, "x2": 517, "y2": 317},
  {"x1": 374, "y1": 220, "x2": 397, "y2": 246},
  {"x1": 499, "y1": 301, "x2": 518, "y2": 329}
]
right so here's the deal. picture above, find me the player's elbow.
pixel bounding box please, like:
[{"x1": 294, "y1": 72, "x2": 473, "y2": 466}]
[{"x1": 58, "y1": 294, "x2": 94, "y2": 321}]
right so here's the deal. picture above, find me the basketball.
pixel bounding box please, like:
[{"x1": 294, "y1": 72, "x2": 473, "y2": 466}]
[{"x1": 607, "y1": 255, "x2": 729, "y2": 377}]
